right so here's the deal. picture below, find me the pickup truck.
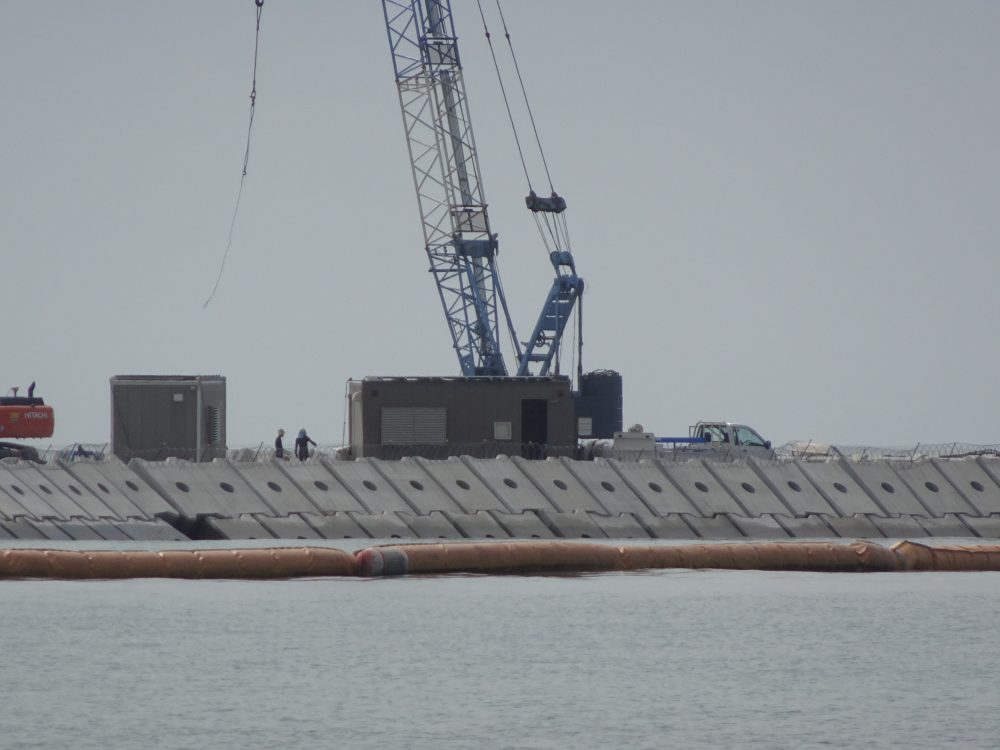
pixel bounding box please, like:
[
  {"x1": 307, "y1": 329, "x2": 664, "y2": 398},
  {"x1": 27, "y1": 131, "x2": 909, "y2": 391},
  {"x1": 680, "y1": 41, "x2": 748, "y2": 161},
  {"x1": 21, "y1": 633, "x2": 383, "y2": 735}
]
[{"x1": 610, "y1": 421, "x2": 775, "y2": 462}]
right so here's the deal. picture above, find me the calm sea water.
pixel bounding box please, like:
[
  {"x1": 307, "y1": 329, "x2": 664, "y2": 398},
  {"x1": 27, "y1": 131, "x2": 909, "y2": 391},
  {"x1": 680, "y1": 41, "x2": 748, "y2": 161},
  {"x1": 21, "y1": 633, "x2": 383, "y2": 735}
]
[{"x1": 1, "y1": 540, "x2": 999, "y2": 749}]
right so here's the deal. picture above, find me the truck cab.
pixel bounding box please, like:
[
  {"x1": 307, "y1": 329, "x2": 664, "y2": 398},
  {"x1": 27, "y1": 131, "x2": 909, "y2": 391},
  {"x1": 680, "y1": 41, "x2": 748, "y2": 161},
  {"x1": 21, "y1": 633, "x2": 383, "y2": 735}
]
[{"x1": 690, "y1": 421, "x2": 773, "y2": 459}]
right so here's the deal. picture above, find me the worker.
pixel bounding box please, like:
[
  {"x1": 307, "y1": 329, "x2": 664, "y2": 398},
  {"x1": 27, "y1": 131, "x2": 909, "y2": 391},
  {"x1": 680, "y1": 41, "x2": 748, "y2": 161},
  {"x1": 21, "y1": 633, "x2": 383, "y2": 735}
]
[
  {"x1": 295, "y1": 428, "x2": 316, "y2": 461},
  {"x1": 274, "y1": 428, "x2": 286, "y2": 460}
]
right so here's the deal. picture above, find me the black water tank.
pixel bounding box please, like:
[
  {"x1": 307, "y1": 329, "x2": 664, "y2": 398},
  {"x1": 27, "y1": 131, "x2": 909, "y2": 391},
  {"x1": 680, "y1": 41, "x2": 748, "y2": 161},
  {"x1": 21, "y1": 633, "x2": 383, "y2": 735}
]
[{"x1": 575, "y1": 370, "x2": 623, "y2": 439}]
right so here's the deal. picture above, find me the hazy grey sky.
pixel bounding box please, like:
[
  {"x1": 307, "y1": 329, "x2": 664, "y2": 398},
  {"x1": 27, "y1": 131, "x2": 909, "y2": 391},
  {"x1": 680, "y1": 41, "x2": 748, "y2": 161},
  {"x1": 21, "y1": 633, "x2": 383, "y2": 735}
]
[{"x1": 3, "y1": 1, "x2": 998, "y2": 448}]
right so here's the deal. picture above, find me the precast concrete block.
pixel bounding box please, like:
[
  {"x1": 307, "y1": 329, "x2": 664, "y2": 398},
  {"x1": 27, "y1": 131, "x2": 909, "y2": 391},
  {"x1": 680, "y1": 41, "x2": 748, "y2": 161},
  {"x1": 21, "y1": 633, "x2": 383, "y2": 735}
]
[
  {"x1": 725, "y1": 514, "x2": 790, "y2": 539},
  {"x1": 442, "y1": 510, "x2": 510, "y2": 539},
  {"x1": 913, "y1": 514, "x2": 975, "y2": 538},
  {"x1": 205, "y1": 515, "x2": 275, "y2": 540},
  {"x1": 228, "y1": 461, "x2": 319, "y2": 515},
  {"x1": 561, "y1": 458, "x2": 652, "y2": 515},
  {"x1": 133, "y1": 459, "x2": 272, "y2": 519},
  {"x1": 114, "y1": 519, "x2": 187, "y2": 541},
  {"x1": 396, "y1": 511, "x2": 463, "y2": 539},
  {"x1": 60, "y1": 460, "x2": 147, "y2": 519},
  {"x1": 795, "y1": 461, "x2": 882, "y2": 516},
  {"x1": 932, "y1": 458, "x2": 1000, "y2": 515},
  {"x1": 321, "y1": 459, "x2": 414, "y2": 513},
  {"x1": 276, "y1": 462, "x2": 368, "y2": 513},
  {"x1": 369, "y1": 457, "x2": 462, "y2": 514},
  {"x1": 977, "y1": 458, "x2": 1000, "y2": 496},
  {"x1": 887, "y1": 460, "x2": 977, "y2": 517},
  {"x1": 822, "y1": 515, "x2": 883, "y2": 539},
  {"x1": 0, "y1": 464, "x2": 90, "y2": 519},
  {"x1": 348, "y1": 512, "x2": 414, "y2": 539},
  {"x1": 0, "y1": 482, "x2": 32, "y2": 520},
  {"x1": 535, "y1": 509, "x2": 608, "y2": 538},
  {"x1": 54, "y1": 519, "x2": 103, "y2": 541},
  {"x1": 0, "y1": 524, "x2": 13, "y2": 539},
  {"x1": 1, "y1": 518, "x2": 48, "y2": 540},
  {"x1": 300, "y1": 512, "x2": 370, "y2": 539},
  {"x1": 253, "y1": 513, "x2": 322, "y2": 540},
  {"x1": 681, "y1": 514, "x2": 745, "y2": 540},
  {"x1": 512, "y1": 457, "x2": 605, "y2": 513},
  {"x1": 608, "y1": 460, "x2": 701, "y2": 516},
  {"x1": 461, "y1": 455, "x2": 555, "y2": 512},
  {"x1": 95, "y1": 459, "x2": 177, "y2": 519},
  {"x1": 636, "y1": 514, "x2": 699, "y2": 540},
  {"x1": 488, "y1": 511, "x2": 555, "y2": 539},
  {"x1": 958, "y1": 514, "x2": 1000, "y2": 538},
  {"x1": 772, "y1": 515, "x2": 836, "y2": 539},
  {"x1": 656, "y1": 461, "x2": 745, "y2": 516},
  {"x1": 414, "y1": 457, "x2": 508, "y2": 512},
  {"x1": 748, "y1": 460, "x2": 839, "y2": 516},
  {"x1": 588, "y1": 513, "x2": 651, "y2": 539},
  {"x1": 32, "y1": 463, "x2": 122, "y2": 520},
  {"x1": 703, "y1": 461, "x2": 790, "y2": 516},
  {"x1": 867, "y1": 515, "x2": 929, "y2": 539},
  {"x1": 83, "y1": 519, "x2": 131, "y2": 541},
  {"x1": 842, "y1": 461, "x2": 930, "y2": 516}
]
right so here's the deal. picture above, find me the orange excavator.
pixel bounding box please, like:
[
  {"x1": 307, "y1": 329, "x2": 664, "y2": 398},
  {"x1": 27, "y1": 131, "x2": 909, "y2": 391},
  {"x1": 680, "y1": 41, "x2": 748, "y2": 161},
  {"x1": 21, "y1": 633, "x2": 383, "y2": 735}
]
[{"x1": 0, "y1": 382, "x2": 54, "y2": 462}]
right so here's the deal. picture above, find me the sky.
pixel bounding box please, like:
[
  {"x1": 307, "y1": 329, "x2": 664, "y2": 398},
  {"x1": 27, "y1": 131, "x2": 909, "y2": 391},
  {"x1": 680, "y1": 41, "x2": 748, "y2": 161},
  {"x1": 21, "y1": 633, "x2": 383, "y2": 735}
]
[{"x1": 3, "y1": 1, "x2": 998, "y2": 448}]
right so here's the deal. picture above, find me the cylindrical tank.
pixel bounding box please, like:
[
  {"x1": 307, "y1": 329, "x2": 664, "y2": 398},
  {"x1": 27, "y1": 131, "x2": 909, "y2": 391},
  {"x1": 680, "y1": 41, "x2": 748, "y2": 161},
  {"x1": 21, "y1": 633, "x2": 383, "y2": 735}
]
[{"x1": 576, "y1": 370, "x2": 623, "y2": 439}]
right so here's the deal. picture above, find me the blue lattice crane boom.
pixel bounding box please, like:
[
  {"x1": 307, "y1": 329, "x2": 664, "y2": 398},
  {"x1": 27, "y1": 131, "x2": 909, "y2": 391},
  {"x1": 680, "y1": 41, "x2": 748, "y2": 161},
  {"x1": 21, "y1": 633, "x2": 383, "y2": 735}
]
[{"x1": 382, "y1": 0, "x2": 583, "y2": 379}]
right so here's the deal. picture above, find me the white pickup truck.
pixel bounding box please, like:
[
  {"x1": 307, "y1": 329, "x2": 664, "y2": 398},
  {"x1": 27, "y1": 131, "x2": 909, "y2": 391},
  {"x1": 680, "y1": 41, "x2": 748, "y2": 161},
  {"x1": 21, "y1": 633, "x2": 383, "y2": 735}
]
[{"x1": 609, "y1": 421, "x2": 775, "y2": 462}]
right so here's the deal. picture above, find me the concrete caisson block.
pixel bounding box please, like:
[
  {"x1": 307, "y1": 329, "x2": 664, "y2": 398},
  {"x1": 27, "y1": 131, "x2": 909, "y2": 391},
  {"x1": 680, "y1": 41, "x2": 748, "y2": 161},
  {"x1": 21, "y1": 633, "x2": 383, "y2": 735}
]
[
  {"x1": 93, "y1": 459, "x2": 178, "y2": 519},
  {"x1": 867, "y1": 514, "x2": 929, "y2": 539},
  {"x1": 60, "y1": 460, "x2": 148, "y2": 519},
  {"x1": 795, "y1": 461, "x2": 883, "y2": 516},
  {"x1": 587, "y1": 513, "x2": 651, "y2": 539},
  {"x1": 442, "y1": 511, "x2": 510, "y2": 539},
  {"x1": 0, "y1": 465, "x2": 90, "y2": 520},
  {"x1": 681, "y1": 514, "x2": 745, "y2": 540},
  {"x1": 0, "y1": 519, "x2": 48, "y2": 540},
  {"x1": 958, "y1": 513, "x2": 1000, "y2": 538},
  {"x1": 369, "y1": 458, "x2": 462, "y2": 514},
  {"x1": 414, "y1": 457, "x2": 508, "y2": 512},
  {"x1": 535, "y1": 509, "x2": 608, "y2": 538},
  {"x1": 913, "y1": 514, "x2": 976, "y2": 538},
  {"x1": 725, "y1": 514, "x2": 790, "y2": 539},
  {"x1": 228, "y1": 461, "x2": 319, "y2": 515},
  {"x1": 300, "y1": 512, "x2": 370, "y2": 539},
  {"x1": 821, "y1": 514, "x2": 883, "y2": 539},
  {"x1": 488, "y1": 511, "x2": 555, "y2": 539},
  {"x1": 704, "y1": 461, "x2": 790, "y2": 516},
  {"x1": 609, "y1": 460, "x2": 700, "y2": 516},
  {"x1": 772, "y1": 515, "x2": 836, "y2": 539},
  {"x1": 347, "y1": 512, "x2": 414, "y2": 540},
  {"x1": 888, "y1": 461, "x2": 977, "y2": 517},
  {"x1": 321, "y1": 459, "x2": 414, "y2": 514},
  {"x1": 561, "y1": 458, "x2": 651, "y2": 516},
  {"x1": 657, "y1": 461, "x2": 745, "y2": 516},
  {"x1": 749, "y1": 460, "x2": 838, "y2": 516},
  {"x1": 932, "y1": 458, "x2": 1000, "y2": 515},
  {"x1": 395, "y1": 511, "x2": 463, "y2": 539},
  {"x1": 461, "y1": 456, "x2": 554, "y2": 512},
  {"x1": 277, "y1": 462, "x2": 368, "y2": 513},
  {"x1": 634, "y1": 514, "x2": 698, "y2": 539},
  {"x1": 205, "y1": 515, "x2": 275, "y2": 540},
  {"x1": 53, "y1": 519, "x2": 104, "y2": 540},
  {"x1": 512, "y1": 457, "x2": 605, "y2": 513},
  {"x1": 254, "y1": 514, "x2": 323, "y2": 540}
]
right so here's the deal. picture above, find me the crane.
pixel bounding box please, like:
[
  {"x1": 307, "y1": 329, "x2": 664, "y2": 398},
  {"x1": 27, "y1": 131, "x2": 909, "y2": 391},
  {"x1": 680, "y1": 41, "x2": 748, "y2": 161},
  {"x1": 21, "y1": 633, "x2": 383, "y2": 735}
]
[{"x1": 381, "y1": 0, "x2": 584, "y2": 378}]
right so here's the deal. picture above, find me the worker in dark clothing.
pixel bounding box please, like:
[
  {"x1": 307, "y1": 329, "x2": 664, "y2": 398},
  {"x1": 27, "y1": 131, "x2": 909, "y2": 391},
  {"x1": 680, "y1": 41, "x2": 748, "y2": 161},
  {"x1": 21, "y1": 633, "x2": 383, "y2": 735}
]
[
  {"x1": 274, "y1": 428, "x2": 286, "y2": 460},
  {"x1": 295, "y1": 428, "x2": 316, "y2": 461}
]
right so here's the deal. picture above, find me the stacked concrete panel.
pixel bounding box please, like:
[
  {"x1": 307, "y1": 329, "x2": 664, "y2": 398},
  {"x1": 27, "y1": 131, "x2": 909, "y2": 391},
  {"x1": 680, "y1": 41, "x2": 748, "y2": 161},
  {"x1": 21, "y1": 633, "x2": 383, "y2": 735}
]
[{"x1": 929, "y1": 458, "x2": 1000, "y2": 537}]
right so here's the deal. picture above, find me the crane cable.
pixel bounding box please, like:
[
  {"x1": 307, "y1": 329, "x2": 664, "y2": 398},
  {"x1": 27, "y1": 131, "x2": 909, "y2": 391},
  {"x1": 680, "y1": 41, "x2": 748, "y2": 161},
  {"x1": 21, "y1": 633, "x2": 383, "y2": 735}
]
[
  {"x1": 475, "y1": 0, "x2": 532, "y2": 193},
  {"x1": 203, "y1": 0, "x2": 265, "y2": 308}
]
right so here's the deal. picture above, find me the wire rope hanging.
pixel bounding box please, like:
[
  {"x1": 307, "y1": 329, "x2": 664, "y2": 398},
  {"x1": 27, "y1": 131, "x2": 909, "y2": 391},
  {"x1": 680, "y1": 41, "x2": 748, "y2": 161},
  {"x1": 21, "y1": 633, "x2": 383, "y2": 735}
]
[{"x1": 204, "y1": 0, "x2": 265, "y2": 308}]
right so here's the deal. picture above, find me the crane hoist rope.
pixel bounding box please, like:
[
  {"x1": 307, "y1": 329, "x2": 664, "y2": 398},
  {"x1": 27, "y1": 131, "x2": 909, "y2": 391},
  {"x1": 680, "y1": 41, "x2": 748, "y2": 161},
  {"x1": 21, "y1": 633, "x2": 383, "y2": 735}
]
[{"x1": 203, "y1": 0, "x2": 265, "y2": 308}]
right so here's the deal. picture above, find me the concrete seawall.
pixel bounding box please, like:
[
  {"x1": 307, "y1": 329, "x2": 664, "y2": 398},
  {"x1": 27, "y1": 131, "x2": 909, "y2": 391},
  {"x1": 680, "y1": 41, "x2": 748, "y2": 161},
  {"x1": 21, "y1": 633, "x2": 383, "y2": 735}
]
[{"x1": 1, "y1": 455, "x2": 999, "y2": 542}]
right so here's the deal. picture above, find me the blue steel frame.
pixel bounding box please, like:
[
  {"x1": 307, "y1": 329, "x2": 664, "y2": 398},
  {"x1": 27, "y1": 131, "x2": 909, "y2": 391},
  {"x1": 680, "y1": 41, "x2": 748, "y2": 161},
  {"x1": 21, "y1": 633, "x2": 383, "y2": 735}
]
[{"x1": 382, "y1": 0, "x2": 582, "y2": 378}]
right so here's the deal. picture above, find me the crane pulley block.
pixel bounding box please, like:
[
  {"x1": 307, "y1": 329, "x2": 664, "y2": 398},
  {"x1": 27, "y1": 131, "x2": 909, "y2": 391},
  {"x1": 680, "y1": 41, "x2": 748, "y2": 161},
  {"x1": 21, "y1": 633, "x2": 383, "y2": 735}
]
[{"x1": 525, "y1": 190, "x2": 567, "y2": 214}]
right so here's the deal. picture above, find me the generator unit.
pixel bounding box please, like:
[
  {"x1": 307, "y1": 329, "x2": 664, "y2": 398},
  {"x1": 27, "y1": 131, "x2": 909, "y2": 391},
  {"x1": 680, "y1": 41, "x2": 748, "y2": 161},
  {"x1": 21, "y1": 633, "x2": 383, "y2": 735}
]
[
  {"x1": 110, "y1": 375, "x2": 226, "y2": 462},
  {"x1": 348, "y1": 376, "x2": 576, "y2": 460}
]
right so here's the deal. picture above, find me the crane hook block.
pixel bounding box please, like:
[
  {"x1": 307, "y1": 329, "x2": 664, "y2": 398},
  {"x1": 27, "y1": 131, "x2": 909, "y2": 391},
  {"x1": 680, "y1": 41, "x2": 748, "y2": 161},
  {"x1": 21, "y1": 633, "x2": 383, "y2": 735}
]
[
  {"x1": 525, "y1": 190, "x2": 567, "y2": 214},
  {"x1": 255, "y1": 0, "x2": 264, "y2": 6}
]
